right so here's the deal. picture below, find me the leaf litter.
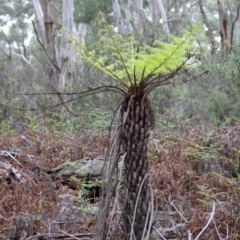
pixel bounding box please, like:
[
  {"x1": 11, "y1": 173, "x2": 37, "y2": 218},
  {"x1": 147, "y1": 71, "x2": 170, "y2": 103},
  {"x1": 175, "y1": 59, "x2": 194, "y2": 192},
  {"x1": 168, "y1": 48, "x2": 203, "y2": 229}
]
[{"x1": 0, "y1": 126, "x2": 240, "y2": 239}]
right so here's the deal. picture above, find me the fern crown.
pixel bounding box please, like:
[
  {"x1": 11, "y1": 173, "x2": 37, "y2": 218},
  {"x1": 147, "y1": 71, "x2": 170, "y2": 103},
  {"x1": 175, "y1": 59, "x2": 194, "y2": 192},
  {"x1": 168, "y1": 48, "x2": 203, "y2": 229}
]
[{"x1": 74, "y1": 17, "x2": 204, "y2": 89}]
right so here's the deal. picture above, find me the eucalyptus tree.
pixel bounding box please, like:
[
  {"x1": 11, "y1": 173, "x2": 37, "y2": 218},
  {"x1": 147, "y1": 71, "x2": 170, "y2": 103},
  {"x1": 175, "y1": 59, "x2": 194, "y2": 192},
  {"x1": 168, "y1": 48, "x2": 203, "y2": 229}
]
[
  {"x1": 32, "y1": 0, "x2": 76, "y2": 91},
  {"x1": 74, "y1": 16, "x2": 204, "y2": 239}
]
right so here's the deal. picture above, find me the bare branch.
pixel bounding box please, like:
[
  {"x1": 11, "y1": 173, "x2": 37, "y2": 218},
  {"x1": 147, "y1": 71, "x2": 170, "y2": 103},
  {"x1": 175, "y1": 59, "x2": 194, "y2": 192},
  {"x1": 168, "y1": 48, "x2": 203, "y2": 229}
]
[
  {"x1": 156, "y1": 0, "x2": 170, "y2": 36},
  {"x1": 153, "y1": 226, "x2": 167, "y2": 240},
  {"x1": 16, "y1": 85, "x2": 126, "y2": 96},
  {"x1": 59, "y1": 230, "x2": 91, "y2": 240},
  {"x1": 12, "y1": 51, "x2": 36, "y2": 72},
  {"x1": 15, "y1": 86, "x2": 125, "y2": 118},
  {"x1": 198, "y1": 0, "x2": 216, "y2": 54},
  {"x1": 0, "y1": 30, "x2": 12, "y2": 60},
  {"x1": 168, "y1": 196, "x2": 188, "y2": 223},
  {"x1": 194, "y1": 201, "x2": 216, "y2": 240},
  {"x1": 32, "y1": 0, "x2": 45, "y2": 35},
  {"x1": 32, "y1": 20, "x2": 60, "y2": 72}
]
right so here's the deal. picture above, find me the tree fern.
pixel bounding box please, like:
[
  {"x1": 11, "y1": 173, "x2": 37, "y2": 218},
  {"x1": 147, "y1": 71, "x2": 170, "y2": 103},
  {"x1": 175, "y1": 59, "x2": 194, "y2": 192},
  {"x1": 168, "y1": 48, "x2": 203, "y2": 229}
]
[{"x1": 74, "y1": 16, "x2": 205, "y2": 240}]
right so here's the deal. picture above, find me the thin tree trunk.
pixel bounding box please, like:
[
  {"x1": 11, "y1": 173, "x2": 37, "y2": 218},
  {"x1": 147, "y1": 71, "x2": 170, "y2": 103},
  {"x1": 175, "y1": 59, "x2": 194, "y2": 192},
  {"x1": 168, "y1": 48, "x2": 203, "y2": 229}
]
[
  {"x1": 217, "y1": 0, "x2": 228, "y2": 57},
  {"x1": 32, "y1": 0, "x2": 59, "y2": 90},
  {"x1": 124, "y1": 0, "x2": 133, "y2": 32},
  {"x1": 156, "y1": 0, "x2": 170, "y2": 36},
  {"x1": 32, "y1": 0, "x2": 45, "y2": 40},
  {"x1": 230, "y1": 5, "x2": 240, "y2": 50},
  {"x1": 135, "y1": 0, "x2": 146, "y2": 36},
  {"x1": 198, "y1": 0, "x2": 216, "y2": 55},
  {"x1": 43, "y1": 0, "x2": 54, "y2": 48},
  {"x1": 59, "y1": 0, "x2": 74, "y2": 91},
  {"x1": 236, "y1": 15, "x2": 240, "y2": 45},
  {"x1": 78, "y1": 23, "x2": 88, "y2": 45},
  {"x1": 112, "y1": 0, "x2": 124, "y2": 33},
  {"x1": 150, "y1": 0, "x2": 158, "y2": 23}
]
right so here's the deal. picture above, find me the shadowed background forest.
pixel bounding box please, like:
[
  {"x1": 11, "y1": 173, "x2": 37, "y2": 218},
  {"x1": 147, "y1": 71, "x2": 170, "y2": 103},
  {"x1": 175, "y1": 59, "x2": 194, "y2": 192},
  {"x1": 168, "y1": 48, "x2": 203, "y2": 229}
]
[{"x1": 0, "y1": 0, "x2": 239, "y2": 134}]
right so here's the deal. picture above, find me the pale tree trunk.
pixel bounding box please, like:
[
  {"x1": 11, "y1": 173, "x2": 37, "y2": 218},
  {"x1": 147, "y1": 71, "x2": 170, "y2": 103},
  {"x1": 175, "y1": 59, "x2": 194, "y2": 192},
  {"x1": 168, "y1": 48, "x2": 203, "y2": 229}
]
[
  {"x1": 169, "y1": 1, "x2": 181, "y2": 35},
  {"x1": 150, "y1": 0, "x2": 158, "y2": 22},
  {"x1": 78, "y1": 23, "x2": 88, "y2": 45},
  {"x1": 217, "y1": 0, "x2": 228, "y2": 57},
  {"x1": 42, "y1": 0, "x2": 54, "y2": 51},
  {"x1": 77, "y1": 23, "x2": 87, "y2": 84},
  {"x1": 230, "y1": 5, "x2": 240, "y2": 50},
  {"x1": 156, "y1": 0, "x2": 170, "y2": 36},
  {"x1": 236, "y1": 17, "x2": 240, "y2": 45},
  {"x1": 135, "y1": 0, "x2": 146, "y2": 35},
  {"x1": 32, "y1": 0, "x2": 59, "y2": 90},
  {"x1": 32, "y1": 0, "x2": 45, "y2": 39},
  {"x1": 124, "y1": 0, "x2": 134, "y2": 33},
  {"x1": 59, "y1": 0, "x2": 74, "y2": 91},
  {"x1": 198, "y1": 0, "x2": 216, "y2": 55},
  {"x1": 112, "y1": 0, "x2": 124, "y2": 33}
]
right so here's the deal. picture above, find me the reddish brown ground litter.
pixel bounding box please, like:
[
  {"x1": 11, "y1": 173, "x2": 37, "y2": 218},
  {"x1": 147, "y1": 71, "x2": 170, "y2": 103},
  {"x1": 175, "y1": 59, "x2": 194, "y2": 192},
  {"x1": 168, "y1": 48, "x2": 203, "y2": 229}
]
[{"x1": 0, "y1": 126, "x2": 240, "y2": 239}]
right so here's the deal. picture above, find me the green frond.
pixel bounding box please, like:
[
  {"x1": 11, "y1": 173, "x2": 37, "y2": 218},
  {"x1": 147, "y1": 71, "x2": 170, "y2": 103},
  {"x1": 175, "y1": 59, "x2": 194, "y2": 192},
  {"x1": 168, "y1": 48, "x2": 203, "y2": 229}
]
[
  {"x1": 168, "y1": 35, "x2": 185, "y2": 45},
  {"x1": 74, "y1": 17, "x2": 205, "y2": 89},
  {"x1": 105, "y1": 63, "x2": 116, "y2": 71}
]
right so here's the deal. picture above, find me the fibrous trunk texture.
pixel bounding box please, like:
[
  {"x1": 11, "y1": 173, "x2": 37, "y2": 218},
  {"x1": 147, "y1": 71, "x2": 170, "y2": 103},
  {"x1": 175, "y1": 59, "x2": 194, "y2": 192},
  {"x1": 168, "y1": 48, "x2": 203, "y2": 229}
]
[{"x1": 120, "y1": 90, "x2": 152, "y2": 239}]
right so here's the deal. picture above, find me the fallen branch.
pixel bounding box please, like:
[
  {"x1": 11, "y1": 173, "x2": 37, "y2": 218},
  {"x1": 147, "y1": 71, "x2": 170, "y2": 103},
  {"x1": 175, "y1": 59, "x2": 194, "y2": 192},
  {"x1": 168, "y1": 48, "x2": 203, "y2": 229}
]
[
  {"x1": 0, "y1": 150, "x2": 23, "y2": 167},
  {"x1": 153, "y1": 226, "x2": 167, "y2": 240},
  {"x1": 168, "y1": 195, "x2": 188, "y2": 223},
  {"x1": 26, "y1": 231, "x2": 93, "y2": 240},
  {"x1": 60, "y1": 230, "x2": 92, "y2": 240},
  {"x1": 194, "y1": 201, "x2": 216, "y2": 240}
]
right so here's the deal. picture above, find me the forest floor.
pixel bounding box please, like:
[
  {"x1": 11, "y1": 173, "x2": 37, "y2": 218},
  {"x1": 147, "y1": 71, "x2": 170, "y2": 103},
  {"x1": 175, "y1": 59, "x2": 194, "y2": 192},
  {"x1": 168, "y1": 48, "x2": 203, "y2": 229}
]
[{"x1": 0, "y1": 125, "x2": 240, "y2": 240}]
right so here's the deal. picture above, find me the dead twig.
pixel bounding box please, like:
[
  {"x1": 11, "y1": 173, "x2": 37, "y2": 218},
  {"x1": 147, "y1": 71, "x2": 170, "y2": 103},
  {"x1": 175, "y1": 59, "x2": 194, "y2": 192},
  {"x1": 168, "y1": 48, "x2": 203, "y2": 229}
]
[
  {"x1": 168, "y1": 195, "x2": 188, "y2": 223},
  {"x1": 194, "y1": 201, "x2": 216, "y2": 240},
  {"x1": 26, "y1": 231, "x2": 93, "y2": 240},
  {"x1": 2, "y1": 151, "x2": 23, "y2": 167},
  {"x1": 32, "y1": 21, "x2": 60, "y2": 72},
  {"x1": 59, "y1": 230, "x2": 92, "y2": 240},
  {"x1": 152, "y1": 226, "x2": 167, "y2": 240},
  {"x1": 213, "y1": 218, "x2": 230, "y2": 240}
]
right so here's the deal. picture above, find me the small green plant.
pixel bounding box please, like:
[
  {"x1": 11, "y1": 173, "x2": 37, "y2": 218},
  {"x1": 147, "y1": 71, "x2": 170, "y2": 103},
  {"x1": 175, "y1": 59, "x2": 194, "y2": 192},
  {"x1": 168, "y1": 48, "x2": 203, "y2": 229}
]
[
  {"x1": 0, "y1": 77, "x2": 21, "y2": 134},
  {"x1": 188, "y1": 167, "x2": 193, "y2": 191},
  {"x1": 69, "y1": 175, "x2": 101, "y2": 213},
  {"x1": 184, "y1": 136, "x2": 219, "y2": 172},
  {"x1": 85, "y1": 108, "x2": 113, "y2": 133},
  {"x1": 21, "y1": 114, "x2": 42, "y2": 131},
  {"x1": 196, "y1": 185, "x2": 227, "y2": 208},
  {"x1": 35, "y1": 197, "x2": 44, "y2": 216},
  {"x1": 0, "y1": 226, "x2": 14, "y2": 234},
  {"x1": 71, "y1": 195, "x2": 95, "y2": 213}
]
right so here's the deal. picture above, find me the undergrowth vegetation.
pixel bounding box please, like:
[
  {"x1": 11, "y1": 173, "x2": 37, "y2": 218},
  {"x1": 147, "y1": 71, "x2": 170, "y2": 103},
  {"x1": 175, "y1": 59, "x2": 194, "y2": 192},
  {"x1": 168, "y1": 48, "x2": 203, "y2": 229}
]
[
  {"x1": 149, "y1": 125, "x2": 240, "y2": 239},
  {"x1": 1, "y1": 46, "x2": 240, "y2": 134},
  {"x1": 1, "y1": 126, "x2": 240, "y2": 238}
]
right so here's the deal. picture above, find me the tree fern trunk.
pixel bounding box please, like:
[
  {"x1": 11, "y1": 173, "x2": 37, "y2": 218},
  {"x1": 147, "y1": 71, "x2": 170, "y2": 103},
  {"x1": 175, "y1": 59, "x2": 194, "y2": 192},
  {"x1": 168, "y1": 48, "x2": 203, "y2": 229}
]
[{"x1": 120, "y1": 88, "x2": 153, "y2": 239}]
